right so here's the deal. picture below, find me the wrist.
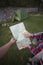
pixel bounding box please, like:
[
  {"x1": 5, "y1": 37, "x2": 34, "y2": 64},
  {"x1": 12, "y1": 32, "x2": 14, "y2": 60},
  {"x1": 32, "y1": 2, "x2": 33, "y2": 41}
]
[
  {"x1": 8, "y1": 41, "x2": 13, "y2": 45},
  {"x1": 30, "y1": 33, "x2": 33, "y2": 37},
  {"x1": 27, "y1": 33, "x2": 31, "y2": 37}
]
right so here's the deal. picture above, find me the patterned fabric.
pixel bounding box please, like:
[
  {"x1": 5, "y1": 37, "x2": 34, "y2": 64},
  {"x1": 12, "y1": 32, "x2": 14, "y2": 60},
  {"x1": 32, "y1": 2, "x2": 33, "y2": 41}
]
[
  {"x1": 28, "y1": 32, "x2": 43, "y2": 55},
  {"x1": 28, "y1": 44, "x2": 42, "y2": 55},
  {"x1": 30, "y1": 32, "x2": 43, "y2": 39}
]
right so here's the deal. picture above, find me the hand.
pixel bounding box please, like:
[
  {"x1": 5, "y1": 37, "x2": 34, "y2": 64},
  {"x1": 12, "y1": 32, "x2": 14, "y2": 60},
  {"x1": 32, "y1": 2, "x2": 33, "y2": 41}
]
[
  {"x1": 23, "y1": 31, "x2": 31, "y2": 38},
  {"x1": 9, "y1": 38, "x2": 16, "y2": 44},
  {"x1": 22, "y1": 45, "x2": 28, "y2": 49}
]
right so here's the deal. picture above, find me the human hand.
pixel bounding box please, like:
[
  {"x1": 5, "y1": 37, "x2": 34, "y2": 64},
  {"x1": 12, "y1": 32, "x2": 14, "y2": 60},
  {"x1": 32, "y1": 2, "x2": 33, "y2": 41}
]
[
  {"x1": 23, "y1": 31, "x2": 31, "y2": 38},
  {"x1": 22, "y1": 45, "x2": 28, "y2": 49},
  {"x1": 9, "y1": 38, "x2": 16, "y2": 44}
]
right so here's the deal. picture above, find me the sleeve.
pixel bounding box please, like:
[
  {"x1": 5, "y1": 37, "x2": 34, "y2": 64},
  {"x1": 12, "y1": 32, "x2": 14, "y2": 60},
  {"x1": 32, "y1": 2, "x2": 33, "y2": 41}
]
[
  {"x1": 28, "y1": 45, "x2": 37, "y2": 55},
  {"x1": 28, "y1": 44, "x2": 41, "y2": 55},
  {"x1": 30, "y1": 33, "x2": 41, "y2": 38}
]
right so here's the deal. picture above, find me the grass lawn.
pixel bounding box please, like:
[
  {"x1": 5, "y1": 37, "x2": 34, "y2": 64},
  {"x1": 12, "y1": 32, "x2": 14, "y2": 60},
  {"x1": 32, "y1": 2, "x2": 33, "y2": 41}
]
[{"x1": 0, "y1": 15, "x2": 43, "y2": 65}]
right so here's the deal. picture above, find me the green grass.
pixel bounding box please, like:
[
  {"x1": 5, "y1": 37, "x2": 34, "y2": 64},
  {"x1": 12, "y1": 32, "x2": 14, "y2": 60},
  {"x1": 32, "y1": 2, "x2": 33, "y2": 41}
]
[{"x1": 0, "y1": 16, "x2": 43, "y2": 65}]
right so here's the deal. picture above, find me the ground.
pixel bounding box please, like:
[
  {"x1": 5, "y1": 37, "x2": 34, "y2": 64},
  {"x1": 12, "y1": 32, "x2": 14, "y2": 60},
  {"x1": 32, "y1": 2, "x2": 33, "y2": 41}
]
[{"x1": 0, "y1": 15, "x2": 43, "y2": 65}]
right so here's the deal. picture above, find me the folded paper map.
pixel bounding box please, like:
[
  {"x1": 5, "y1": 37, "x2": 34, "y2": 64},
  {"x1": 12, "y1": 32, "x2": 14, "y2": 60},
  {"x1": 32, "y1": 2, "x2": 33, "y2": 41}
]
[{"x1": 9, "y1": 22, "x2": 31, "y2": 50}]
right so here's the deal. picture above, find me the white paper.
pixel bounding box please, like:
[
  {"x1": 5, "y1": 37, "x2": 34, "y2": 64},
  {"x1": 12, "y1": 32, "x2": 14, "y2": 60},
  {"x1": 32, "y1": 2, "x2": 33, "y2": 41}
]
[{"x1": 9, "y1": 22, "x2": 31, "y2": 50}]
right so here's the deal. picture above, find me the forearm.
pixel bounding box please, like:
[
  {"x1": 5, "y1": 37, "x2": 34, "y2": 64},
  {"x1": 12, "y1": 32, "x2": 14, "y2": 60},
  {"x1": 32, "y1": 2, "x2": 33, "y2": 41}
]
[{"x1": 0, "y1": 41, "x2": 12, "y2": 59}]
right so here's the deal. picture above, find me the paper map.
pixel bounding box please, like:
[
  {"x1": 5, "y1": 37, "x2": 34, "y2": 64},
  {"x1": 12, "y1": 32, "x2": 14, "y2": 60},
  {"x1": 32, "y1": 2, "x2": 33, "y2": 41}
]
[{"x1": 9, "y1": 22, "x2": 31, "y2": 50}]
